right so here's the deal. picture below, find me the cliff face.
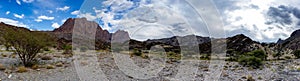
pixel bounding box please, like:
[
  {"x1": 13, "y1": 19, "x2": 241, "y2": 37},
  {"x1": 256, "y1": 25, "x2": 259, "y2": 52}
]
[
  {"x1": 279, "y1": 29, "x2": 300, "y2": 50},
  {"x1": 51, "y1": 18, "x2": 130, "y2": 50},
  {"x1": 53, "y1": 18, "x2": 111, "y2": 42}
]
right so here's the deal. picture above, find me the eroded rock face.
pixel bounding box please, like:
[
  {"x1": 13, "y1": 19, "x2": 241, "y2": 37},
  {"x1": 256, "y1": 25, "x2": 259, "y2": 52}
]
[
  {"x1": 53, "y1": 18, "x2": 111, "y2": 42},
  {"x1": 112, "y1": 30, "x2": 130, "y2": 43},
  {"x1": 280, "y1": 29, "x2": 300, "y2": 50}
]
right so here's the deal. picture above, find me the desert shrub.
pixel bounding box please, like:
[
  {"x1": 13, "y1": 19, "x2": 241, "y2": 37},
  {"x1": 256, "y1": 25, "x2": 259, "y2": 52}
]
[
  {"x1": 1, "y1": 53, "x2": 7, "y2": 57},
  {"x1": 258, "y1": 76, "x2": 263, "y2": 80},
  {"x1": 46, "y1": 64, "x2": 55, "y2": 69},
  {"x1": 238, "y1": 55, "x2": 263, "y2": 69},
  {"x1": 17, "y1": 66, "x2": 28, "y2": 73},
  {"x1": 165, "y1": 52, "x2": 181, "y2": 60},
  {"x1": 284, "y1": 56, "x2": 292, "y2": 59},
  {"x1": 31, "y1": 64, "x2": 39, "y2": 69},
  {"x1": 2, "y1": 27, "x2": 54, "y2": 66},
  {"x1": 62, "y1": 44, "x2": 72, "y2": 54},
  {"x1": 247, "y1": 75, "x2": 255, "y2": 81},
  {"x1": 167, "y1": 52, "x2": 176, "y2": 57},
  {"x1": 132, "y1": 48, "x2": 142, "y2": 56},
  {"x1": 200, "y1": 54, "x2": 210, "y2": 60},
  {"x1": 43, "y1": 47, "x2": 50, "y2": 51},
  {"x1": 293, "y1": 50, "x2": 300, "y2": 58},
  {"x1": 55, "y1": 62, "x2": 63, "y2": 67},
  {"x1": 41, "y1": 56, "x2": 52, "y2": 60},
  {"x1": 0, "y1": 64, "x2": 6, "y2": 70},
  {"x1": 246, "y1": 50, "x2": 267, "y2": 61}
]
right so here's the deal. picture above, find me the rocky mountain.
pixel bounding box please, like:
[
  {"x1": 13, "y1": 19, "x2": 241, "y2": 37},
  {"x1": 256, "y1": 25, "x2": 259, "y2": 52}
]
[
  {"x1": 53, "y1": 18, "x2": 111, "y2": 42},
  {"x1": 279, "y1": 29, "x2": 300, "y2": 50},
  {"x1": 196, "y1": 34, "x2": 263, "y2": 54},
  {"x1": 4, "y1": 17, "x2": 300, "y2": 55},
  {"x1": 51, "y1": 18, "x2": 129, "y2": 50}
]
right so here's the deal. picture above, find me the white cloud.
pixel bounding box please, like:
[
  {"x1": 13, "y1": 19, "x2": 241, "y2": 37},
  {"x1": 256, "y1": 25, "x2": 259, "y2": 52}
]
[
  {"x1": 71, "y1": 10, "x2": 80, "y2": 15},
  {"x1": 0, "y1": 18, "x2": 28, "y2": 28},
  {"x1": 51, "y1": 22, "x2": 60, "y2": 28},
  {"x1": 56, "y1": 6, "x2": 70, "y2": 11},
  {"x1": 78, "y1": 13, "x2": 97, "y2": 21},
  {"x1": 76, "y1": 0, "x2": 209, "y2": 40},
  {"x1": 34, "y1": 15, "x2": 54, "y2": 22},
  {"x1": 33, "y1": 10, "x2": 38, "y2": 14},
  {"x1": 22, "y1": 0, "x2": 34, "y2": 3},
  {"x1": 61, "y1": 19, "x2": 67, "y2": 23},
  {"x1": 13, "y1": 13, "x2": 24, "y2": 19},
  {"x1": 6, "y1": 11, "x2": 10, "y2": 15},
  {"x1": 222, "y1": 0, "x2": 300, "y2": 42},
  {"x1": 34, "y1": 19, "x2": 42, "y2": 22},
  {"x1": 16, "y1": 0, "x2": 21, "y2": 5},
  {"x1": 48, "y1": 10, "x2": 53, "y2": 14}
]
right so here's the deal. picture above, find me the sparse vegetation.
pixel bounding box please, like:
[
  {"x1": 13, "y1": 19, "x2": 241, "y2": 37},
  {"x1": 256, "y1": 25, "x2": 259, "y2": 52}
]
[
  {"x1": 46, "y1": 64, "x2": 55, "y2": 69},
  {"x1": 41, "y1": 56, "x2": 52, "y2": 60},
  {"x1": 55, "y1": 62, "x2": 63, "y2": 67},
  {"x1": 200, "y1": 54, "x2": 210, "y2": 60},
  {"x1": 2, "y1": 27, "x2": 54, "y2": 66},
  {"x1": 246, "y1": 50, "x2": 267, "y2": 61},
  {"x1": 247, "y1": 75, "x2": 255, "y2": 81},
  {"x1": 31, "y1": 64, "x2": 39, "y2": 69},
  {"x1": 238, "y1": 56, "x2": 263, "y2": 69},
  {"x1": 293, "y1": 50, "x2": 300, "y2": 58},
  {"x1": 0, "y1": 64, "x2": 6, "y2": 71},
  {"x1": 17, "y1": 66, "x2": 28, "y2": 73},
  {"x1": 132, "y1": 48, "x2": 142, "y2": 56},
  {"x1": 62, "y1": 44, "x2": 73, "y2": 55}
]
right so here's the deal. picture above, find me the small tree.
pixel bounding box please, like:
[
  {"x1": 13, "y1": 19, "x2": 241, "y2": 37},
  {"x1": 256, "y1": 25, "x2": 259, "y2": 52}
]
[
  {"x1": 293, "y1": 50, "x2": 300, "y2": 58},
  {"x1": 3, "y1": 28, "x2": 54, "y2": 66}
]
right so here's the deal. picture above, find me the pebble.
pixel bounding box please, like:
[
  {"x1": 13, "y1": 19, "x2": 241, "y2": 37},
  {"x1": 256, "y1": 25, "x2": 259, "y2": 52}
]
[{"x1": 8, "y1": 74, "x2": 12, "y2": 79}]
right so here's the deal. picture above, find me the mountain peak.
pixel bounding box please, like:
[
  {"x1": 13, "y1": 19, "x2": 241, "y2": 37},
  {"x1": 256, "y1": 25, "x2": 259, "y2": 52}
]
[{"x1": 53, "y1": 17, "x2": 103, "y2": 33}]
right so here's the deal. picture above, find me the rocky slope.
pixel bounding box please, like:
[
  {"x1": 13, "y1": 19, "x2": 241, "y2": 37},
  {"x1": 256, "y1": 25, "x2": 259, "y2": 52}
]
[
  {"x1": 51, "y1": 18, "x2": 130, "y2": 50},
  {"x1": 280, "y1": 29, "x2": 300, "y2": 50}
]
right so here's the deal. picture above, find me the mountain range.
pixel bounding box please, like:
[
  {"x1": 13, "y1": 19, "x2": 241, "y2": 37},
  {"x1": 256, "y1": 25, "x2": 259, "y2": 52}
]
[{"x1": 1, "y1": 17, "x2": 300, "y2": 56}]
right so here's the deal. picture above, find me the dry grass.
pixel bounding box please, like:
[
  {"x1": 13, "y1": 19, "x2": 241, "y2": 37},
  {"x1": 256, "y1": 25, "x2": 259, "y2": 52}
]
[
  {"x1": 31, "y1": 65, "x2": 39, "y2": 69},
  {"x1": 0, "y1": 64, "x2": 6, "y2": 71},
  {"x1": 55, "y1": 62, "x2": 63, "y2": 67},
  {"x1": 17, "y1": 66, "x2": 28, "y2": 73},
  {"x1": 41, "y1": 56, "x2": 52, "y2": 60},
  {"x1": 46, "y1": 64, "x2": 55, "y2": 69},
  {"x1": 1, "y1": 53, "x2": 7, "y2": 57}
]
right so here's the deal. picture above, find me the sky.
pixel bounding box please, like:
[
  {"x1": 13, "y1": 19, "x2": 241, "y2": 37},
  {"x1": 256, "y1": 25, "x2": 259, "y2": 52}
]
[{"x1": 0, "y1": 0, "x2": 300, "y2": 42}]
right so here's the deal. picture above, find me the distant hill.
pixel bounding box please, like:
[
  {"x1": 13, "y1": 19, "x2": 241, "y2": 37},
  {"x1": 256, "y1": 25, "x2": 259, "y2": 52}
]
[
  {"x1": 3, "y1": 17, "x2": 300, "y2": 55},
  {"x1": 279, "y1": 29, "x2": 300, "y2": 50}
]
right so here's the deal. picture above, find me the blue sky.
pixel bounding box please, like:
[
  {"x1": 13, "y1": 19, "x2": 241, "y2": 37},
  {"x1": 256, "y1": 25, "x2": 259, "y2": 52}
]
[
  {"x1": 0, "y1": 0, "x2": 84, "y2": 30},
  {"x1": 1, "y1": 0, "x2": 300, "y2": 42}
]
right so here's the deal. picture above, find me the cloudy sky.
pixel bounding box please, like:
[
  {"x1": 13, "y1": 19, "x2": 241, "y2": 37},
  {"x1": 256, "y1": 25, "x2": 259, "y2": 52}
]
[{"x1": 0, "y1": 0, "x2": 300, "y2": 42}]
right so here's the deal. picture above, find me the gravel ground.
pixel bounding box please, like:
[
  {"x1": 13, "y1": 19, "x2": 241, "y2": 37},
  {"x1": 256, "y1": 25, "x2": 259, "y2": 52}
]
[{"x1": 1, "y1": 50, "x2": 300, "y2": 81}]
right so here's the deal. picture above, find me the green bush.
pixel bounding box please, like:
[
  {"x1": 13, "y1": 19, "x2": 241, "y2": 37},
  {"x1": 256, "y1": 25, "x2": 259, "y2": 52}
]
[
  {"x1": 2, "y1": 27, "x2": 54, "y2": 66},
  {"x1": 293, "y1": 50, "x2": 300, "y2": 58},
  {"x1": 238, "y1": 55, "x2": 263, "y2": 69},
  {"x1": 132, "y1": 48, "x2": 142, "y2": 56},
  {"x1": 62, "y1": 44, "x2": 72, "y2": 54},
  {"x1": 246, "y1": 50, "x2": 267, "y2": 61}
]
